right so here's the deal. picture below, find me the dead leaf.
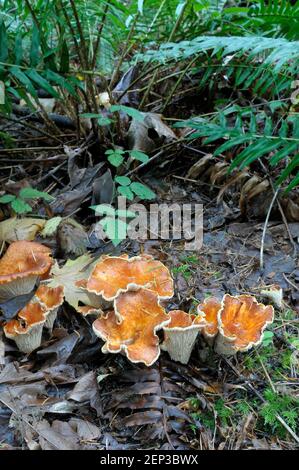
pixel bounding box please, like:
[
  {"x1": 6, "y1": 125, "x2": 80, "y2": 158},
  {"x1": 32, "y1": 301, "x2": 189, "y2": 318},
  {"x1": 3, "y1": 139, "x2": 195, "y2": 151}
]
[
  {"x1": 40, "y1": 217, "x2": 63, "y2": 238},
  {"x1": 37, "y1": 332, "x2": 80, "y2": 364},
  {"x1": 128, "y1": 112, "x2": 177, "y2": 153},
  {"x1": 0, "y1": 217, "x2": 46, "y2": 243},
  {"x1": 186, "y1": 154, "x2": 213, "y2": 179},
  {"x1": 67, "y1": 371, "x2": 97, "y2": 403},
  {"x1": 57, "y1": 218, "x2": 88, "y2": 256},
  {"x1": 70, "y1": 417, "x2": 101, "y2": 441},
  {"x1": 91, "y1": 169, "x2": 114, "y2": 205},
  {"x1": 36, "y1": 420, "x2": 79, "y2": 450},
  {"x1": 0, "y1": 287, "x2": 36, "y2": 320},
  {"x1": 47, "y1": 254, "x2": 97, "y2": 309}
]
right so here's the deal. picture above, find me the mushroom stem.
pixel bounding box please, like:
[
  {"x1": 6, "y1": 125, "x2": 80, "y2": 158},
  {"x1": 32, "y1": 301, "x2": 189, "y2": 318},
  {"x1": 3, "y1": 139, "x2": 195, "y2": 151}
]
[
  {"x1": 162, "y1": 327, "x2": 201, "y2": 364},
  {"x1": 13, "y1": 323, "x2": 44, "y2": 354}
]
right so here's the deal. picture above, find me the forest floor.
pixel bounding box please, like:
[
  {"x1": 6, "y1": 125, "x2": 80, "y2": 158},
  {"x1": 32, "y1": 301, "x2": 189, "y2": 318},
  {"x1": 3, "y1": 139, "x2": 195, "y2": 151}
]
[{"x1": 0, "y1": 98, "x2": 299, "y2": 451}]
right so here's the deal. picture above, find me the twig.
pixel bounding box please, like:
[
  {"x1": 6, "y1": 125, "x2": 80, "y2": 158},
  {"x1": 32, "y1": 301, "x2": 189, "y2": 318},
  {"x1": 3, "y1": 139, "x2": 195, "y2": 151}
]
[
  {"x1": 258, "y1": 159, "x2": 297, "y2": 258},
  {"x1": 256, "y1": 352, "x2": 276, "y2": 393},
  {"x1": 125, "y1": 150, "x2": 164, "y2": 177},
  {"x1": 282, "y1": 273, "x2": 299, "y2": 291},
  {"x1": 223, "y1": 357, "x2": 299, "y2": 444},
  {"x1": 91, "y1": 3, "x2": 109, "y2": 70},
  {"x1": 260, "y1": 188, "x2": 279, "y2": 270}
]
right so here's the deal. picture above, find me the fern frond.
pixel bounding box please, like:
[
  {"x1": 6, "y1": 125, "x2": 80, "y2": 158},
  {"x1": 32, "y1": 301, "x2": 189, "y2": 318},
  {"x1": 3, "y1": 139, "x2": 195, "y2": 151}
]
[
  {"x1": 249, "y1": 0, "x2": 299, "y2": 40},
  {"x1": 137, "y1": 35, "x2": 299, "y2": 72},
  {"x1": 175, "y1": 110, "x2": 299, "y2": 191}
]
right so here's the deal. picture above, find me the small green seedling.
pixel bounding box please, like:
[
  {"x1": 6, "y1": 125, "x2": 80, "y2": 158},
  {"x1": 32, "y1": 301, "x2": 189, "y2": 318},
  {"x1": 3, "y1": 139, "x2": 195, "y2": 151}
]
[
  {"x1": 90, "y1": 204, "x2": 136, "y2": 246},
  {"x1": 0, "y1": 187, "x2": 54, "y2": 214}
]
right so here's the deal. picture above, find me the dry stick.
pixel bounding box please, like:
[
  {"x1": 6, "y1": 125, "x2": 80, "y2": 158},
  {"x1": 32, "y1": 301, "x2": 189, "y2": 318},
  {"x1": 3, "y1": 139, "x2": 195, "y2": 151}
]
[
  {"x1": 59, "y1": 0, "x2": 94, "y2": 121},
  {"x1": 161, "y1": 55, "x2": 199, "y2": 112},
  {"x1": 223, "y1": 357, "x2": 299, "y2": 444},
  {"x1": 259, "y1": 159, "x2": 297, "y2": 257},
  {"x1": 0, "y1": 113, "x2": 62, "y2": 144},
  {"x1": 69, "y1": 0, "x2": 98, "y2": 113},
  {"x1": 282, "y1": 273, "x2": 299, "y2": 291},
  {"x1": 109, "y1": 14, "x2": 139, "y2": 90},
  {"x1": 91, "y1": 3, "x2": 109, "y2": 70},
  {"x1": 0, "y1": 146, "x2": 63, "y2": 153},
  {"x1": 255, "y1": 351, "x2": 299, "y2": 443},
  {"x1": 139, "y1": 2, "x2": 188, "y2": 109},
  {"x1": 0, "y1": 394, "x2": 62, "y2": 450},
  {"x1": 117, "y1": 63, "x2": 164, "y2": 102},
  {"x1": 256, "y1": 352, "x2": 276, "y2": 393},
  {"x1": 125, "y1": 150, "x2": 164, "y2": 177},
  {"x1": 260, "y1": 188, "x2": 279, "y2": 270}
]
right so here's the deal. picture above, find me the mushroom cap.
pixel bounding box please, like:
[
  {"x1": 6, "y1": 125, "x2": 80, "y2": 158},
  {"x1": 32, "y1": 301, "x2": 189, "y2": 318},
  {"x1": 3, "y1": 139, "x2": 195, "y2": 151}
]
[
  {"x1": 217, "y1": 294, "x2": 274, "y2": 352},
  {"x1": 197, "y1": 297, "x2": 222, "y2": 338},
  {"x1": 0, "y1": 241, "x2": 53, "y2": 284},
  {"x1": 35, "y1": 284, "x2": 64, "y2": 311},
  {"x1": 165, "y1": 310, "x2": 206, "y2": 330},
  {"x1": 4, "y1": 302, "x2": 46, "y2": 336},
  {"x1": 92, "y1": 288, "x2": 170, "y2": 366},
  {"x1": 77, "y1": 305, "x2": 103, "y2": 316},
  {"x1": 75, "y1": 278, "x2": 110, "y2": 312},
  {"x1": 85, "y1": 254, "x2": 174, "y2": 301},
  {"x1": 4, "y1": 302, "x2": 46, "y2": 353}
]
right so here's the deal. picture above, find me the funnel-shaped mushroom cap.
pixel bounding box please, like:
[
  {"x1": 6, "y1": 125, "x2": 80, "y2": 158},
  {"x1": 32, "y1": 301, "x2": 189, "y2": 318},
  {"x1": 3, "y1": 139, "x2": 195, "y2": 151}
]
[
  {"x1": 92, "y1": 288, "x2": 170, "y2": 366},
  {"x1": 75, "y1": 278, "x2": 111, "y2": 315},
  {"x1": 76, "y1": 305, "x2": 104, "y2": 317},
  {"x1": 35, "y1": 284, "x2": 64, "y2": 330},
  {"x1": 0, "y1": 241, "x2": 53, "y2": 301},
  {"x1": 4, "y1": 302, "x2": 46, "y2": 353},
  {"x1": 161, "y1": 310, "x2": 206, "y2": 364},
  {"x1": 85, "y1": 254, "x2": 174, "y2": 301},
  {"x1": 166, "y1": 310, "x2": 206, "y2": 329},
  {"x1": 215, "y1": 294, "x2": 274, "y2": 355},
  {"x1": 35, "y1": 284, "x2": 64, "y2": 310},
  {"x1": 197, "y1": 297, "x2": 222, "y2": 344}
]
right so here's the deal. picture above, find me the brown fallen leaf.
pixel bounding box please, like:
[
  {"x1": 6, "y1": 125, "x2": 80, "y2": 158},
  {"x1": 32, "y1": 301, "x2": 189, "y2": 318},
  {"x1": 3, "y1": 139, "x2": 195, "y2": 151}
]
[
  {"x1": 128, "y1": 112, "x2": 177, "y2": 153},
  {"x1": 0, "y1": 217, "x2": 46, "y2": 243},
  {"x1": 36, "y1": 420, "x2": 79, "y2": 450}
]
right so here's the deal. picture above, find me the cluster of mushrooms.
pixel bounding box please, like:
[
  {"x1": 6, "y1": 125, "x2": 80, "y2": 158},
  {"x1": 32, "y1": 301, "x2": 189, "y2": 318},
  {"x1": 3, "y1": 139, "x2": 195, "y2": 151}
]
[{"x1": 0, "y1": 241, "x2": 275, "y2": 366}]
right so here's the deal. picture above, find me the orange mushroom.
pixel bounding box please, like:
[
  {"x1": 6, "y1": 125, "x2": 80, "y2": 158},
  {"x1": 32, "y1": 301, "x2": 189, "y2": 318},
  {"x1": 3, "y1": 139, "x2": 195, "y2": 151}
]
[
  {"x1": 76, "y1": 305, "x2": 103, "y2": 317},
  {"x1": 84, "y1": 254, "x2": 174, "y2": 301},
  {"x1": 215, "y1": 294, "x2": 274, "y2": 355},
  {"x1": 0, "y1": 241, "x2": 53, "y2": 302},
  {"x1": 161, "y1": 310, "x2": 206, "y2": 364},
  {"x1": 197, "y1": 297, "x2": 222, "y2": 345},
  {"x1": 92, "y1": 288, "x2": 170, "y2": 366},
  {"x1": 35, "y1": 284, "x2": 64, "y2": 330},
  {"x1": 4, "y1": 302, "x2": 46, "y2": 353},
  {"x1": 75, "y1": 278, "x2": 110, "y2": 315}
]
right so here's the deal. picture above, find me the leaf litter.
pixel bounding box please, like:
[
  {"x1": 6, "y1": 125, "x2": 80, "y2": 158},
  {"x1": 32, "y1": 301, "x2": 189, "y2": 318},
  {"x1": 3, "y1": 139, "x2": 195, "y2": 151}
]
[{"x1": 0, "y1": 60, "x2": 298, "y2": 453}]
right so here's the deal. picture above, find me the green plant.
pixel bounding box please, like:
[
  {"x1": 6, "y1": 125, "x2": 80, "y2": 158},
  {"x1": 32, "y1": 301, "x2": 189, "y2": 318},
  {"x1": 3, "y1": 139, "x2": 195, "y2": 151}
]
[
  {"x1": 89, "y1": 204, "x2": 137, "y2": 246},
  {"x1": 262, "y1": 331, "x2": 274, "y2": 347},
  {"x1": 172, "y1": 254, "x2": 200, "y2": 280},
  {"x1": 214, "y1": 398, "x2": 233, "y2": 427},
  {"x1": 175, "y1": 108, "x2": 299, "y2": 191},
  {"x1": 260, "y1": 388, "x2": 299, "y2": 437},
  {"x1": 0, "y1": 187, "x2": 54, "y2": 214}
]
